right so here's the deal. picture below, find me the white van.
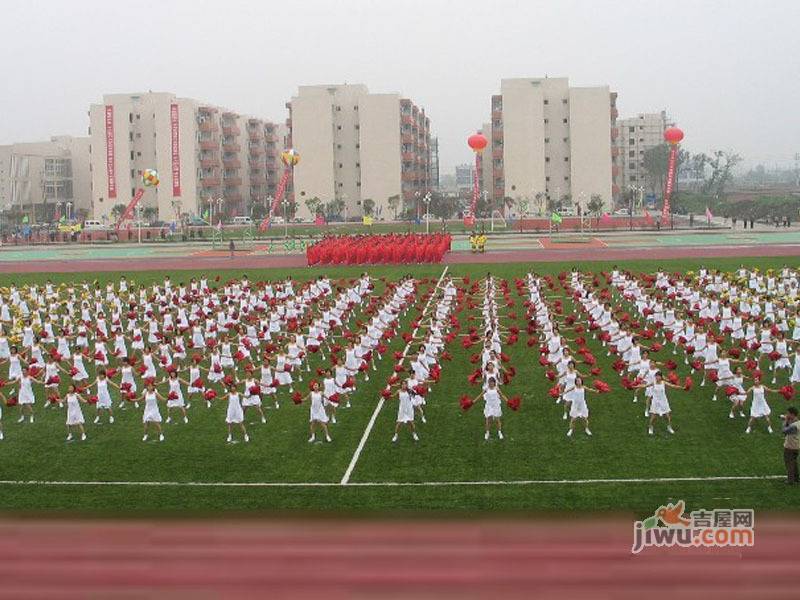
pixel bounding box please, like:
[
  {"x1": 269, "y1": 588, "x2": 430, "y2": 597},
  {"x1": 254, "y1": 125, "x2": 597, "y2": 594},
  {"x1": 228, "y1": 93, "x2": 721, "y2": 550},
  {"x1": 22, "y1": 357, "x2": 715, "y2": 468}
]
[
  {"x1": 83, "y1": 220, "x2": 106, "y2": 230},
  {"x1": 232, "y1": 216, "x2": 252, "y2": 225}
]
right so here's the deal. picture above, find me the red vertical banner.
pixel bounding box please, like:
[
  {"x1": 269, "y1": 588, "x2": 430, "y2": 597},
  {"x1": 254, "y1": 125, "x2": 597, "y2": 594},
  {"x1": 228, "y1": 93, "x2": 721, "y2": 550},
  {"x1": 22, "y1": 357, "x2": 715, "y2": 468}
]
[
  {"x1": 258, "y1": 168, "x2": 292, "y2": 231},
  {"x1": 662, "y1": 144, "x2": 678, "y2": 222},
  {"x1": 464, "y1": 153, "x2": 480, "y2": 227},
  {"x1": 105, "y1": 105, "x2": 116, "y2": 199},
  {"x1": 170, "y1": 103, "x2": 182, "y2": 197}
]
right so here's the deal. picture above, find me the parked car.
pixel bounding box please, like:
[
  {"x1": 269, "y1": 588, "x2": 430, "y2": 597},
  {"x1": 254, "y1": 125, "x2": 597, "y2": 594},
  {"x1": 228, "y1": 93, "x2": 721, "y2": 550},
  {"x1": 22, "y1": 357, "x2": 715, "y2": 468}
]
[
  {"x1": 559, "y1": 206, "x2": 577, "y2": 216},
  {"x1": 187, "y1": 217, "x2": 207, "y2": 226},
  {"x1": 271, "y1": 216, "x2": 285, "y2": 224},
  {"x1": 82, "y1": 220, "x2": 107, "y2": 231},
  {"x1": 613, "y1": 208, "x2": 631, "y2": 216},
  {"x1": 57, "y1": 222, "x2": 82, "y2": 234},
  {"x1": 232, "y1": 216, "x2": 253, "y2": 225}
]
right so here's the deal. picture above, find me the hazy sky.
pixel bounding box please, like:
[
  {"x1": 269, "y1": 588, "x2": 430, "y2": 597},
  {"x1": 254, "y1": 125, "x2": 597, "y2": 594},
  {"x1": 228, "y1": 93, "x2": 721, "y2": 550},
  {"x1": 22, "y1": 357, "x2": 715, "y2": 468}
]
[{"x1": 2, "y1": 0, "x2": 798, "y2": 172}]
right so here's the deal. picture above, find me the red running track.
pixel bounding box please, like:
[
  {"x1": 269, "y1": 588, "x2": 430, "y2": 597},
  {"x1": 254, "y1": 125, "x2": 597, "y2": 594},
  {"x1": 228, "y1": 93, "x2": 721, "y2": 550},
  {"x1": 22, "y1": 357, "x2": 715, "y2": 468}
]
[
  {"x1": 0, "y1": 244, "x2": 798, "y2": 274},
  {"x1": 0, "y1": 517, "x2": 796, "y2": 598}
]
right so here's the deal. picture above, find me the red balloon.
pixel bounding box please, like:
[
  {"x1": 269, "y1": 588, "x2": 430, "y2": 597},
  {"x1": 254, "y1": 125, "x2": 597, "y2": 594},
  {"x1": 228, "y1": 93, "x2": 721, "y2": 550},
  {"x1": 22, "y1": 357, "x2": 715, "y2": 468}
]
[
  {"x1": 664, "y1": 127, "x2": 684, "y2": 145},
  {"x1": 467, "y1": 133, "x2": 488, "y2": 152}
]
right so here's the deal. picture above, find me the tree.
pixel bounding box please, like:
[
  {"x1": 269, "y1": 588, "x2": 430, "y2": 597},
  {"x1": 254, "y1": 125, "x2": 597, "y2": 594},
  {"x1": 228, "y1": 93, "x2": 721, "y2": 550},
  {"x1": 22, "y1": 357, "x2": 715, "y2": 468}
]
[
  {"x1": 251, "y1": 203, "x2": 267, "y2": 220},
  {"x1": 142, "y1": 206, "x2": 158, "y2": 223},
  {"x1": 324, "y1": 198, "x2": 345, "y2": 221},
  {"x1": 587, "y1": 194, "x2": 604, "y2": 217},
  {"x1": 110, "y1": 203, "x2": 128, "y2": 221},
  {"x1": 362, "y1": 198, "x2": 375, "y2": 216},
  {"x1": 643, "y1": 143, "x2": 671, "y2": 196},
  {"x1": 696, "y1": 150, "x2": 742, "y2": 198},
  {"x1": 304, "y1": 196, "x2": 323, "y2": 218},
  {"x1": 534, "y1": 192, "x2": 545, "y2": 216},
  {"x1": 387, "y1": 195, "x2": 400, "y2": 220},
  {"x1": 559, "y1": 193, "x2": 572, "y2": 210}
]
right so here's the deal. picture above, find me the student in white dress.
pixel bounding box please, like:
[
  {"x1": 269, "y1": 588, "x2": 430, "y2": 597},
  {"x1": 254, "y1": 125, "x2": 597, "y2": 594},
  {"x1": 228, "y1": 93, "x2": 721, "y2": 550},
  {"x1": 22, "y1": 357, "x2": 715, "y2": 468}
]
[
  {"x1": 563, "y1": 377, "x2": 602, "y2": 437},
  {"x1": 472, "y1": 377, "x2": 510, "y2": 441},
  {"x1": 162, "y1": 370, "x2": 189, "y2": 424},
  {"x1": 299, "y1": 380, "x2": 332, "y2": 443},
  {"x1": 745, "y1": 376, "x2": 777, "y2": 434},
  {"x1": 639, "y1": 371, "x2": 682, "y2": 435},
  {"x1": 140, "y1": 382, "x2": 165, "y2": 442},
  {"x1": 225, "y1": 383, "x2": 249, "y2": 443},
  {"x1": 64, "y1": 384, "x2": 88, "y2": 442},
  {"x1": 89, "y1": 368, "x2": 118, "y2": 425},
  {"x1": 242, "y1": 376, "x2": 267, "y2": 424},
  {"x1": 392, "y1": 379, "x2": 419, "y2": 443}
]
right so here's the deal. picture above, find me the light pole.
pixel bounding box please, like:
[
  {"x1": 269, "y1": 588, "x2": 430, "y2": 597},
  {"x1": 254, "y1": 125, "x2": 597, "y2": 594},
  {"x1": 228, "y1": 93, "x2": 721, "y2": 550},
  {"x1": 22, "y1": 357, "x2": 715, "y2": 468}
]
[
  {"x1": 629, "y1": 185, "x2": 643, "y2": 231},
  {"x1": 414, "y1": 191, "x2": 420, "y2": 226},
  {"x1": 423, "y1": 192, "x2": 432, "y2": 234},
  {"x1": 136, "y1": 204, "x2": 142, "y2": 244},
  {"x1": 282, "y1": 197, "x2": 289, "y2": 238}
]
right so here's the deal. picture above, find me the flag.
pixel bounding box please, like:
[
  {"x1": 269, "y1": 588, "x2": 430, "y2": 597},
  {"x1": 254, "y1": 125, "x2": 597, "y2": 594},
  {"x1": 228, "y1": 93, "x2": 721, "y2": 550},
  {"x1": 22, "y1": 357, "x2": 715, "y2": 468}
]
[
  {"x1": 59, "y1": 215, "x2": 66, "y2": 224},
  {"x1": 362, "y1": 215, "x2": 373, "y2": 226},
  {"x1": 202, "y1": 209, "x2": 210, "y2": 220},
  {"x1": 643, "y1": 208, "x2": 654, "y2": 225},
  {"x1": 550, "y1": 212, "x2": 562, "y2": 224},
  {"x1": 705, "y1": 206, "x2": 713, "y2": 222},
  {"x1": 21, "y1": 215, "x2": 29, "y2": 224}
]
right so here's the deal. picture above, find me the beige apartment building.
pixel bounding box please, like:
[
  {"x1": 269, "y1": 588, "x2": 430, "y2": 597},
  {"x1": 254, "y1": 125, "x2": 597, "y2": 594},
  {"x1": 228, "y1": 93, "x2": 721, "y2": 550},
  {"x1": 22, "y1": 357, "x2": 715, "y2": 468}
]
[
  {"x1": 614, "y1": 111, "x2": 670, "y2": 195},
  {"x1": 484, "y1": 77, "x2": 619, "y2": 215},
  {"x1": 288, "y1": 84, "x2": 434, "y2": 221},
  {"x1": 88, "y1": 92, "x2": 284, "y2": 223},
  {"x1": 0, "y1": 136, "x2": 91, "y2": 222}
]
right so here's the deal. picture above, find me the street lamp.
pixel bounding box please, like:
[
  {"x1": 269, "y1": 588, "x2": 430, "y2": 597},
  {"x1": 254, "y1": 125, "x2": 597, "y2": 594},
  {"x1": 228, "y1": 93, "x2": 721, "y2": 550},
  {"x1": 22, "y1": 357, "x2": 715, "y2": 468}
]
[
  {"x1": 282, "y1": 197, "x2": 290, "y2": 238},
  {"x1": 414, "y1": 191, "x2": 420, "y2": 225},
  {"x1": 629, "y1": 185, "x2": 643, "y2": 231},
  {"x1": 423, "y1": 192, "x2": 432, "y2": 234}
]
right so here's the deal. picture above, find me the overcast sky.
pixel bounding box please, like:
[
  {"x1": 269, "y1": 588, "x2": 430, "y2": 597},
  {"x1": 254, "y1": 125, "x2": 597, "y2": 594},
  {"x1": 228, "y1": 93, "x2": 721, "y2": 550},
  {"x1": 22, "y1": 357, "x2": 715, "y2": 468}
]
[{"x1": 1, "y1": 0, "x2": 798, "y2": 172}]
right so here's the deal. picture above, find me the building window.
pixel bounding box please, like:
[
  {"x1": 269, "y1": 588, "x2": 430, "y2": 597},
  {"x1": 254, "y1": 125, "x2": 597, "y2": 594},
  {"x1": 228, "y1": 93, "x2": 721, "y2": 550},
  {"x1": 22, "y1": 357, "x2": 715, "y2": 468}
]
[
  {"x1": 629, "y1": 162, "x2": 635, "y2": 169},
  {"x1": 629, "y1": 150, "x2": 635, "y2": 157},
  {"x1": 137, "y1": 152, "x2": 142, "y2": 157},
  {"x1": 562, "y1": 118, "x2": 568, "y2": 124},
  {"x1": 129, "y1": 132, "x2": 134, "y2": 141},
  {"x1": 136, "y1": 133, "x2": 142, "y2": 139},
  {"x1": 545, "y1": 157, "x2": 550, "y2": 162},
  {"x1": 544, "y1": 99, "x2": 549, "y2": 105},
  {"x1": 337, "y1": 144, "x2": 342, "y2": 149},
  {"x1": 355, "y1": 124, "x2": 359, "y2": 130},
  {"x1": 338, "y1": 183, "x2": 343, "y2": 188},
  {"x1": 564, "y1": 157, "x2": 569, "y2": 162},
  {"x1": 337, "y1": 125, "x2": 342, "y2": 130},
  {"x1": 630, "y1": 175, "x2": 637, "y2": 182},
  {"x1": 629, "y1": 138, "x2": 635, "y2": 144},
  {"x1": 129, "y1": 113, "x2": 133, "y2": 123},
  {"x1": 563, "y1": 137, "x2": 568, "y2": 143},
  {"x1": 544, "y1": 119, "x2": 549, "y2": 124},
  {"x1": 356, "y1": 182, "x2": 361, "y2": 187},
  {"x1": 629, "y1": 126, "x2": 635, "y2": 133},
  {"x1": 338, "y1": 163, "x2": 343, "y2": 168},
  {"x1": 562, "y1": 99, "x2": 568, "y2": 105},
  {"x1": 354, "y1": 105, "x2": 358, "y2": 110},
  {"x1": 564, "y1": 176, "x2": 569, "y2": 181},
  {"x1": 130, "y1": 169, "x2": 135, "y2": 178},
  {"x1": 336, "y1": 106, "x2": 341, "y2": 111},
  {"x1": 355, "y1": 143, "x2": 360, "y2": 149},
  {"x1": 544, "y1": 138, "x2": 550, "y2": 143},
  {"x1": 545, "y1": 176, "x2": 550, "y2": 182},
  {"x1": 356, "y1": 162, "x2": 360, "y2": 167},
  {"x1": 130, "y1": 151, "x2": 134, "y2": 160}
]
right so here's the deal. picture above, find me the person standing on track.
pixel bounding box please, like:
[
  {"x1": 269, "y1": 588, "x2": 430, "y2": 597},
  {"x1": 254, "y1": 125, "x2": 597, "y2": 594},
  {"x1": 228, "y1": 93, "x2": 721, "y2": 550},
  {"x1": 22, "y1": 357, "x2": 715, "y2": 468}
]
[{"x1": 781, "y1": 407, "x2": 799, "y2": 485}]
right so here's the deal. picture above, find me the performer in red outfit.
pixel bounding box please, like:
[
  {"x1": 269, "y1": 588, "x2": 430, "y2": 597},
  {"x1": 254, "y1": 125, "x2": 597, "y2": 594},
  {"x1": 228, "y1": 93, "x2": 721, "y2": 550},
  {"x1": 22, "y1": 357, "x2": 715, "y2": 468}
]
[{"x1": 306, "y1": 233, "x2": 452, "y2": 266}]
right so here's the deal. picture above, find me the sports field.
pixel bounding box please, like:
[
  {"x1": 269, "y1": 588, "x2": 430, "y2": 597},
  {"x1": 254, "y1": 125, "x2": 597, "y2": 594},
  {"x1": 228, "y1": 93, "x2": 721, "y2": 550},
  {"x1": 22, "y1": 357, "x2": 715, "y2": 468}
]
[{"x1": 0, "y1": 254, "x2": 798, "y2": 516}]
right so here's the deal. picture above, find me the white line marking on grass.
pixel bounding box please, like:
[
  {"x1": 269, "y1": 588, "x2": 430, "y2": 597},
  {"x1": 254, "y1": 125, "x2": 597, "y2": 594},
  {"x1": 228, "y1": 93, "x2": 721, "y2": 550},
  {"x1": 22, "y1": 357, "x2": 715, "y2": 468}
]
[
  {"x1": 0, "y1": 474, "x2": 783, "y2": 489},
  {"x1": 339, "y1": 266, "x2": 449, "y2": 485}
]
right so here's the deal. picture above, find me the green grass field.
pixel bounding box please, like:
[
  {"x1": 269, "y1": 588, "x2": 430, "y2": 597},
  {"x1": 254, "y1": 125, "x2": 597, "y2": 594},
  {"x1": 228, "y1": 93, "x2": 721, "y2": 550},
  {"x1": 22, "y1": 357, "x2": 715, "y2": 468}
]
[{"x1": 1, "y1": 254, "x2": 799, "y2": 516}]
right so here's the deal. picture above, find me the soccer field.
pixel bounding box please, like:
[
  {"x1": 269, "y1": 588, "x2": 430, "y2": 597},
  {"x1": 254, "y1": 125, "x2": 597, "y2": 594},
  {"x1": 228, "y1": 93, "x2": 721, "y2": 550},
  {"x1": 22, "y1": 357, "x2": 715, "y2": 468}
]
[{"x1": 0, "y1": 254, "x2": 798, "y2": 516}]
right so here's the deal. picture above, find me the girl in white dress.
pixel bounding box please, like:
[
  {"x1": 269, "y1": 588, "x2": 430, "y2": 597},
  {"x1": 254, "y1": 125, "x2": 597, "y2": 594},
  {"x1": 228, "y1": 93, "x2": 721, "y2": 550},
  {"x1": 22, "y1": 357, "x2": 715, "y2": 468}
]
[
  {"x1": 163, "y1": 370, "x2": 188, "y2": 424},
  {"x1": 472, "y1": 377, "x2": 510, "y2": 441},
  {"x1": 14, "y1": 370, "x2": 42, "y2": 423},
  {"x1": 322, "y1": 371, "x2": 339, "y2": 424},
  {"x1": 70, "y1": 352, "x2": 89, "y2": 382},
  {"x1": 771, "y1": 332, "x2": 792, "y2": 383},
  {"x1": 300, "y1": 380, "x2": 332, "y2": 443},
  {"x1": 186, "y1": 361, "x2": 207, "y2": 408},
  {"x1": 564, "y1": 377, "x2": 601, "y2": 437},
  {"x1": 640, "y1": 372, "x2": 682, "y2": 435},
  {"x1": 64, "y1": 384, "x2": 88, "y2": 441},
  {"x1": 727, "y1": 367, "x2": 747, "y2": 419},
  {"x1": 242, "y1": 376, "x2": 267, "y2": 424},
  {"x1": 392, "y1": 380, "x2": 419, "y2": 443},
  {"x1": 140, "y1": 382, "x2": 165, "y2": 442},
  {"x1": 225, "y1": 383, "x2": 249, "y2": 443},
  {"x1": 745, "y1": 377, "x2": 777, "y2": 434},
  {"x1": 89, "y1": 368, "x2": 117, "y2": 424},
  {"x1": 118, "y1": 358, "x2": 138, "y2": 408},
  {"x1": 790, "y1": 347, "x2": 800, "y2": 384}
]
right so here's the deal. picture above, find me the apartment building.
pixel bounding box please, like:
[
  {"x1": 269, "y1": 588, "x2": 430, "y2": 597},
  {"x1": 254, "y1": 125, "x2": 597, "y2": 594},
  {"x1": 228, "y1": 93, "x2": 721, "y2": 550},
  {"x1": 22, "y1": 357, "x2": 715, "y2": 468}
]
[
  {"x1": 484, "y1": 77, "x2": 618, "y2": 215},
  {"x1": 614, "y1": 111, "x2": 670, "y2": 194},
  {"x1": 288, "y1": 84, "x2": 434, "y2": 221},
  {"x1": 0, "y1": 135, "x2": 91, "y2": 222},
  {"x1": 88, "y1": 92, "x2": 283, "y2": 223}
]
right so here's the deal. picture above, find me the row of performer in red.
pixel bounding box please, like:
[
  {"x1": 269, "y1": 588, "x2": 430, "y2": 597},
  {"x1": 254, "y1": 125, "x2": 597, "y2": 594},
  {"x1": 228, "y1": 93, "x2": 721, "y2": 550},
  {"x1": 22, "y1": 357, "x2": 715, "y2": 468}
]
[{"x1": 307, "y1": 233, "x2": 452, "y2": 266}]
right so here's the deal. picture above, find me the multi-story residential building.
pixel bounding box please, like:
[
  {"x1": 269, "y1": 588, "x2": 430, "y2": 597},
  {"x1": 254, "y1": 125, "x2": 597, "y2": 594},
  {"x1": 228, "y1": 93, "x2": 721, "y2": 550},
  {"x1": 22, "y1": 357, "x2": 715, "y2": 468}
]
[
  {"x1": 88, "y1": 92, "x2": 282, "y2": 223},
  {"x1": 454, "y1": 163, "x2": 475, "y2": 193},
  {"x1": 614, "y1": 111, "x2": 670, "y2": 195},
  {"x1": 287, "y1": 84, "x2": 434, "y2": 221},
  {"x1": 0, "y1": 135, "x2": 91, "y2": 222},
  {"x1": 482, "y1": 77, "x2": 618, "y2": 215}
]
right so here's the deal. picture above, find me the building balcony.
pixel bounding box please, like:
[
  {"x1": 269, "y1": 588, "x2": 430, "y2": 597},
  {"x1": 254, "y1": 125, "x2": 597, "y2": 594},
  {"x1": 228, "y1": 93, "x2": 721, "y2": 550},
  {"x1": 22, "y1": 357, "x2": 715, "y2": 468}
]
[
  {"x1": 223, "y1": 191, "x2": 242, "y2": 202},
  {"x1": 265, "y1": 133, "x2": 279, "y2": 143},
  {"x1": 492, "y1": 130, "x2": 504, "y2": 141},
  {"x1": 249, "y1": 145, "x2": 264, "y2": 156},
  {"x1": 223, "y1": 176, "x2": 243, "y2": 186},
  {"x1": 611, "y1": 127, "x2": 619, "y2": 140},
  {"x1": 199, "y1": 140, "x2": 218, "y2": 150},
  {"x1": 401, "y1": 171, "x2": 418, "y2": 182},
  {"x1": 611, "y1": 107, "x2": 619, "y2": 120},
  {"x1": 612, "y1": 184, "x2": 620, "y2": 195},
  {"x1": 198, "y1": 121, "x2": 218, "y2": 133},
  {"x1": 491, "y1": 110, "x2": 502, "y2": 121},
  {"x1": 222, "y1": 143, "x2": 241, "y2": 153},
  {"x1": 401, "y1": 133, "x2": 415, "y2": 145},
  {"x1": 222, "y1": 159, "x2": 241, "y2": 169},
  {"x1": 248, "y1": 157, "x2": 264, "y2": 168},
  {"x1": 612, "y1": 165, "x2": 621, "y2": 177},
  {"x1": 492, "y1": 148, "x2": 503, "y2": 159},
  {"x1": 611, "y1": 147, "x2": 620, "y2": 157},
  {"x1": 401, "y1": 151, "x2": 415, "y2": 162},
  {"x1": 248, "y1": 131, "x2": 263, "y2": 143},
  {"x1": 199, "y1": 159, "x2": 218, "y2": 169},
  {"x1": 200, "y1": 177, "x2": 221, "y2": 187}
]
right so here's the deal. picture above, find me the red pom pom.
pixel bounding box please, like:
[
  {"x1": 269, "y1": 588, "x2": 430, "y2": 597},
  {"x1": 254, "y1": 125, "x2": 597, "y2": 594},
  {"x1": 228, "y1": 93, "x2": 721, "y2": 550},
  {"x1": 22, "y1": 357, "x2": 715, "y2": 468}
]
[
  {"x1": 724, "y1": 385, "x2": 739, "y2": 397},
  {"x1": 780, "y1": 385, "x2": 794, "y2": 401},
  {"x1": 593, "y1": 380, "x2": 611, "y2": 393},
  {"x1": 506, "y1": 395, "x2": 521, "y2": 411},
  {"x1": 291, "y1": 391, "x2": 303, "y2": 404},
  {"x1": 546, "y1": 370, "x2": 556, "y2": 381},
  {"x1": 548, "y1": 384, "x2": 561, "y2": 399},
  {"x1": 590, "y1": 367, "x2": 601, "y2": 376},
  {"x1": 459, "y1": 394, "x2": 474, "y2": 411},
  {"x1": 684, "y1": 376, "x2": 694, "y2": 391},
  {"x1": 380, "y1": 388, "x2": 392, "y2": 399}
]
